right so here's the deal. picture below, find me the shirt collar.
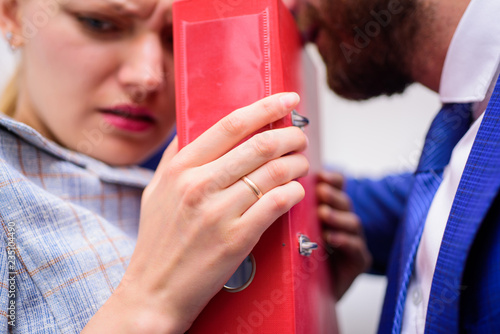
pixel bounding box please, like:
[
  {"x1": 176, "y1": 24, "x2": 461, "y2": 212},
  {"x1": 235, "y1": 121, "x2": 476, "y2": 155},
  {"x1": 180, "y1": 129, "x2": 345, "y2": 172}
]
[
  {"x1": 439, "y1": 0, "x2": 500, "y2": 105},
  {"x1": 0, "y1": 114, "x2": 154, "y2": 188}
]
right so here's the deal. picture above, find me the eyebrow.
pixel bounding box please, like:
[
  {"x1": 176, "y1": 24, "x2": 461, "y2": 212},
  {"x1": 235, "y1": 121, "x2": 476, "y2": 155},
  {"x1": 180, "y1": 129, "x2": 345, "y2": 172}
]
[
  {"x1": 103, "y1": 0, "x2": 138, "y2": 12},
  {"x1": 78, "y1": 0, "x2": 170, "y2": 24}
]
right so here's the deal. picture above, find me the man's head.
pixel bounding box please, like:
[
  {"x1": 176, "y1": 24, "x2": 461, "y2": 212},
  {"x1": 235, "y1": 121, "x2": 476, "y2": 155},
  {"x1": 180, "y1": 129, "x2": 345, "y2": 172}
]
[{"x1": 298, "y1": 0, "x2": 424, "y2": 100}]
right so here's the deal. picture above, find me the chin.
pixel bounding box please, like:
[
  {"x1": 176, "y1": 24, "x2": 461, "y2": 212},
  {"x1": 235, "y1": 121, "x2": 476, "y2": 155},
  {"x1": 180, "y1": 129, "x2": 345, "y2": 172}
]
[
  {"x1": 318, "y1": 46, "x2": 414, "y2": 101},
  {"x1": 82, "y1": 141, "x2": 160, "y2": 167},
  {"x1": 93, "y1": 152, "x2": 145, "y2": 166}
]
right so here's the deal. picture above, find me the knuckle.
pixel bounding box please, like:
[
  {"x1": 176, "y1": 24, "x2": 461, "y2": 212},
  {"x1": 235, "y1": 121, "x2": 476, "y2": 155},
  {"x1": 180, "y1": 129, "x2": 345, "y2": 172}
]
[
  {"x1": 181, "y1": 183, "x2": 204, "y2": 208},
  {"x1": 220, "y1": 114, "x2": 245, "y2": 137},
  {"x1": 164, "y1": 158, "x2": 188, "y2": 178},
  {"x1": 337, "y1": 191, "x2": 352, "y2": 210},
  {"x1": 261, "y1": 98, "x2": 282, "y2": 119},
  {"x1": 179, "y1": 175, "x2": 212, "y2": 208},
  {"x1": 252, "y1": 132, "x2": 278, "y2": 158},
  {"x1": 316, "y1": 183, "x2": 329, "y2": 201},
  {"x1": 317, "y1": 204, "x2": 331, "y2": 221},
  {"x1": 269, "y1": 191, "x2": 290, "y2": 213},
  {"x1": 332, "y1": 173, "x2": 345, "y2": 189},
  {"x1": 327, "y1": 187, "x2": 339, "y2": 203},
  {"x1": 266, "y1": 160, "x2": 288, "y2": 184}
]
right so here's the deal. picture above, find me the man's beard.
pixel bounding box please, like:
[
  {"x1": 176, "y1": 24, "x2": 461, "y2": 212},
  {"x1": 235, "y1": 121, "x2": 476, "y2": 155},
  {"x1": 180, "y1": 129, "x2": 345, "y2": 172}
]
[{"x1": 302, "y1": 0, "x2": 423, "y2": 100}]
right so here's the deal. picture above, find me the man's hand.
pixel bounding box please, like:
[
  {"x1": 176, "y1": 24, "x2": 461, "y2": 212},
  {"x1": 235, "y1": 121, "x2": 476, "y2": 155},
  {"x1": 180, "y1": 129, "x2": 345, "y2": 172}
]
[{"x1": 317, "y1": 171, "x2": 372, "y2": 300}]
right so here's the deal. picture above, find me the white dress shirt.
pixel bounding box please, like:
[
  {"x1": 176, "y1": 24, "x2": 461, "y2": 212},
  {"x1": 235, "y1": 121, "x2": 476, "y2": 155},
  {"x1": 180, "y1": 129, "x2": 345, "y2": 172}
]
[{"x1": 401, "y1": 0, "x2": 500, "y2": 332}]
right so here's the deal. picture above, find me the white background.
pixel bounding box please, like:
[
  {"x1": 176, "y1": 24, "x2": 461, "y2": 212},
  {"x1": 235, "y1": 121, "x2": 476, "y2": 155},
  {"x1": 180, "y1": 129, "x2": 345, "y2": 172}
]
[{"x1": 0, "y1": 40, "x2": 440, "y2": 333}]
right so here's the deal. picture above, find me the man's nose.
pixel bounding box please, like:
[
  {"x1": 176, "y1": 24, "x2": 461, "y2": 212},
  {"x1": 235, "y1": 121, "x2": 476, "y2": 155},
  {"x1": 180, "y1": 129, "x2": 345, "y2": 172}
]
[
  {"x1": 282, "y1": 0, "x2": 299, "y2": 11},
  {"x1": 118, "y1": 34, "x2": 165, "y2": 102}
]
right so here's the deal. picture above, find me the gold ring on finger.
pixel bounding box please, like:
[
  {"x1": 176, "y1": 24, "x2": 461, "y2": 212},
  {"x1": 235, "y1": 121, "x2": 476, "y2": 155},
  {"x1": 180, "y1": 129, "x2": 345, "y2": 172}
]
[{"x1": 241, "y1": 176, "x2": 263, "y2": 199}]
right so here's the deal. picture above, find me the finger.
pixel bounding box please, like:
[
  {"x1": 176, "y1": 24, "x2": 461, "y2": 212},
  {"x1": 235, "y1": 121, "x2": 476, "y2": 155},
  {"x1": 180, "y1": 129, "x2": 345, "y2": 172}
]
[
  {"x1": 316, "y1": 182, "x2": 351, "y2": 211},
  {"x1": 238, "y1": 181, "x2": 305, "y2": 239},
  {"x1": 221, "y1": 153, "x2": 309, "y2": 216},
  {"x1": 324, "y1": 231, "x2": 358, "y2": 250},
  {"x1": 177, "y1": 93, "x2": 300, "y2": 167},
  {"x1": 318, "y1": 204, "x2": 362, "y2": 235},
  {"x1": 204, "y1": 126, "x2": 308, "y2": 189},
  {"x1": 323, "y1": 231, "x2": 371, "y2": 270},
  {"x1": 156, "y1": 136, "x2": 179, "y2": 171},
  {"x1": 318, "y1": 170, "x2": 344, "y2": 190}
]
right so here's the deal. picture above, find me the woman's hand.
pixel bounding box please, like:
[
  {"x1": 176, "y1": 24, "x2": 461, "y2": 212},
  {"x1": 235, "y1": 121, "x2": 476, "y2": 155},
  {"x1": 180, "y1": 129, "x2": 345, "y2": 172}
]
[
  {"x1": 83, "y1": 93, "x2": 309, "y2": 333},
  {"x1": 317, "y1": 171, "x2": 372, "y2": 301}
]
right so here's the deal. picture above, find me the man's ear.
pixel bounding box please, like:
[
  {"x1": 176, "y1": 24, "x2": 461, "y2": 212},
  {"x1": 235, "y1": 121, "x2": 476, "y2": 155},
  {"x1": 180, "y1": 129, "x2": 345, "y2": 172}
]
[{"x1": 0, "y1": 0, "x2": 23, "y2": 47}]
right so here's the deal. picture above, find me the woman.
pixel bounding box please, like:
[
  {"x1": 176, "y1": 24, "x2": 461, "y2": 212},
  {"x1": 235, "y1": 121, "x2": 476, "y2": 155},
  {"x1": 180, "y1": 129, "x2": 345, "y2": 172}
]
[{"x1": 0, "y1": 0, "x2": 309, "y2": 332}]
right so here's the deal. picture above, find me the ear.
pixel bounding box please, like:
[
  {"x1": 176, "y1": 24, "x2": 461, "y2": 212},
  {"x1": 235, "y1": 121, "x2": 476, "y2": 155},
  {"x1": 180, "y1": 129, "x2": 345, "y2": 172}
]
[{"x1": 0, "y1": 0, "x2": 23, "y2": 47}]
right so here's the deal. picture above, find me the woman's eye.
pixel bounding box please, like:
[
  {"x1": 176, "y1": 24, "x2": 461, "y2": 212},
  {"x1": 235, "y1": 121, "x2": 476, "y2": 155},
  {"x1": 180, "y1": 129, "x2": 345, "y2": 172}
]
[{"x1": 78, "y1": 16, "x2": 121, "y2": 34}]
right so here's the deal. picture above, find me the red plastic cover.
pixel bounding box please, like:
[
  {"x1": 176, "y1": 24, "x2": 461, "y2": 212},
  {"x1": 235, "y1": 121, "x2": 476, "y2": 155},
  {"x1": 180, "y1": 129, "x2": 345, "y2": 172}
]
[{"x1": 173, "y1": 1, "x2": 338, "y2": 333}]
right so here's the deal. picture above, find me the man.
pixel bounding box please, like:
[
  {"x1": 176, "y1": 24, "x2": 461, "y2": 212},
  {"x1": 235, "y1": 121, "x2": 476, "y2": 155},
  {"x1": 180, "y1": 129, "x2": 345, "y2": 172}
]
[{"x1": 294, "y1": 0, "x2": 500, "y2": 332}]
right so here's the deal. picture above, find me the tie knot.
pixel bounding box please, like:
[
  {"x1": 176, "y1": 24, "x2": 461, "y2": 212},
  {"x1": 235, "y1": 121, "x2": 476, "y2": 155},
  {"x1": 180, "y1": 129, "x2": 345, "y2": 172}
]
[{"x1": 417, "y1": 103, "x2": 473, "y2": 173}]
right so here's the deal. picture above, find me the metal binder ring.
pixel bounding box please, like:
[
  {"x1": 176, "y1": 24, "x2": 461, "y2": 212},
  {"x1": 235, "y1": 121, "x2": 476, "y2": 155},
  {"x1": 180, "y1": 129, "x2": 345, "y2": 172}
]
[
  {"x1": 241, "y1": 176, "x2": 263, "y2": 199},
  {"x1": 224, "y1": 254, "x2": 256, "y2": 293},
  {"x1": 291, "y1": 110, "x2": 309, "y2": 130}
]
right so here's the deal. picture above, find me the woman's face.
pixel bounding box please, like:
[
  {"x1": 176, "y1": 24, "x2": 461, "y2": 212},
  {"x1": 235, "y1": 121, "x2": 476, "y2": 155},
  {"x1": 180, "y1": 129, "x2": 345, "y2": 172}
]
[{"x1": 9, "y1": 0, "x2": 176, "y2": 165}]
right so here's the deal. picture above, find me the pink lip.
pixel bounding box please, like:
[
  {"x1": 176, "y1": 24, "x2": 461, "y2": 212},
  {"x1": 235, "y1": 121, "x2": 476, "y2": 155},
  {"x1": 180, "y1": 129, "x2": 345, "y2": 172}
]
[{"x1": 99, "y1": 104, "x2": 156, "y2": 133}]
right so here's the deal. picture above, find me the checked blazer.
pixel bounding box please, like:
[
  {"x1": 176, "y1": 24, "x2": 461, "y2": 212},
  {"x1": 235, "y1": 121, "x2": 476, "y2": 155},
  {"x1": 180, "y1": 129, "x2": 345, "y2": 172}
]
[
  {"x1": 347, "y1": 75, "x2": 500, "y2": 333},
  {"x1": 0, "y1": 115, "x2": 153, "y2": 333}
]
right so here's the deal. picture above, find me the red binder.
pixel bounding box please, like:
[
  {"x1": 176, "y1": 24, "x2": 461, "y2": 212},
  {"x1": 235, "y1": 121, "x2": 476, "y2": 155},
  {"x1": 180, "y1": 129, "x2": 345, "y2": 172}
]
[{"x1": 173, "y1": 1, "x2": 338, "y2": 332}]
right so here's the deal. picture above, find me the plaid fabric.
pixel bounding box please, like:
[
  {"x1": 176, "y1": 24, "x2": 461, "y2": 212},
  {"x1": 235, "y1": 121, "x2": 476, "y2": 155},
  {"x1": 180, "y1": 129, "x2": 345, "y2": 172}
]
[{"x1": 0, "y1": 115, "x2": 153, "y2": 333}]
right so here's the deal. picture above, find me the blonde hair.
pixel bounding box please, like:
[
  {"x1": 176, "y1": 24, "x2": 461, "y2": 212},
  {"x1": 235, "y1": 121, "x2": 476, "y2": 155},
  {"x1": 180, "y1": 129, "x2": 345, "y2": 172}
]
[{"x1": 0, "y1": 67, "x2": 19, "y2": 117}]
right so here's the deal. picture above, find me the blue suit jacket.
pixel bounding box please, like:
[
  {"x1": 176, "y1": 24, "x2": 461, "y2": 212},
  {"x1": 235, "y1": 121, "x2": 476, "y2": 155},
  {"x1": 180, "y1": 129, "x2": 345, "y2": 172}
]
[{"x1": 346, "y1": 79, "x2": 500, "y2": 333}]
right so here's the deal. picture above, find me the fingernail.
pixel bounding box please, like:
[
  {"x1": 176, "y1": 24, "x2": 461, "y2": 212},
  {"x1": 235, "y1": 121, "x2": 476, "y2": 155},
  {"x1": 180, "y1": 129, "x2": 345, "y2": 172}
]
[{"x1": 280, "y1": 92, "x2": 300, "y2": 109}]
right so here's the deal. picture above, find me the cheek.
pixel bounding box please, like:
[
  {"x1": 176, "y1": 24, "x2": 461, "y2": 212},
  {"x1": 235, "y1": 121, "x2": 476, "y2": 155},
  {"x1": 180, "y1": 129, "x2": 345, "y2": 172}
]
[{"x1": 22, "y1": 15, "x2": 117, "y2": 122}]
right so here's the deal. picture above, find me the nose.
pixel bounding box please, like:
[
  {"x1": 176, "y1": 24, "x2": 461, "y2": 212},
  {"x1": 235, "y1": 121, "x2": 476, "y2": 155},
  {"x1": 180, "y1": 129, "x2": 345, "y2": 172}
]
[{"x1": 118, "y1": 33, "x2": 165, "y2": 102}]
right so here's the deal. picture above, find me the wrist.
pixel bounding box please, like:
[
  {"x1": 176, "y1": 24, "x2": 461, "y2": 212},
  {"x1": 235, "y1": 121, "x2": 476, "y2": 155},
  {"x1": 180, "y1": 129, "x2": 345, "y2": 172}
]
[
  {"x1": 112, "y1": 276, "x2": 185, "y2": 334},
  {"x1": 83, "y1": 275, "x2": 187, "y2": 334}
]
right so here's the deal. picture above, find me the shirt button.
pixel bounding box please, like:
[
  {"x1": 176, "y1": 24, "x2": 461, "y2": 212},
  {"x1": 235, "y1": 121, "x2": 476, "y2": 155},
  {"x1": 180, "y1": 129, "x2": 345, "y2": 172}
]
[{"x1": 413, "y1": 288, "x2": 422, "y2": 305}]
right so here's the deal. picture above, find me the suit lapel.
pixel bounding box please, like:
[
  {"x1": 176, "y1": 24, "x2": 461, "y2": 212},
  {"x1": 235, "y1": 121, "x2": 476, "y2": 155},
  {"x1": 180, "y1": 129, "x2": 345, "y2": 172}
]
[{"x1": 425, "y1": 76, "x2": 500, "y2": 333}]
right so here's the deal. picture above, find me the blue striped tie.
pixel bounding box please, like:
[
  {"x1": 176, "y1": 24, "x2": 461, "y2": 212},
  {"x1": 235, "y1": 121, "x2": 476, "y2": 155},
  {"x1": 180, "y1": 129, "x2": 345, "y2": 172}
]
[{"x1": 392, "y1": 103, "x2": 472, "y2": 333}]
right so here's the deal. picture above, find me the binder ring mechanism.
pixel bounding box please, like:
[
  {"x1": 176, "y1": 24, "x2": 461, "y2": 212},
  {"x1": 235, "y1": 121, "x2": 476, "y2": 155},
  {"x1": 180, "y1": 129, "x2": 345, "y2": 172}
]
[
  {"x1": 298, "y1": 234, "x2": 318, "y2": 256},
  {"x1": 223, "y1": 254, "x2": 256, "y2": 293},
  {"x1": 292, "y1": 110, "x2": 309, "y2": 130}
]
